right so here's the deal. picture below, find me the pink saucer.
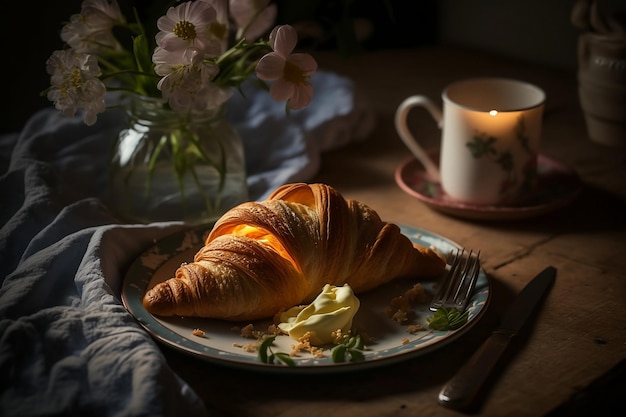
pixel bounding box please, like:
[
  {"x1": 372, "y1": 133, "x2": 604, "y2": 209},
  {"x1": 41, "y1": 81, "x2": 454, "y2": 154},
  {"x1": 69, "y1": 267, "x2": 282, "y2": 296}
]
[{"x1": 395, "y1": 153, "x2": 583, "y2": 221}]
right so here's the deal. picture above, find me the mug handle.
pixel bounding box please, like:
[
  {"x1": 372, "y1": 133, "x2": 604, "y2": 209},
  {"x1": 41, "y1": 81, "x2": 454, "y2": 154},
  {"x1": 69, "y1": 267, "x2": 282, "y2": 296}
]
[{"x1": 395, "y1": 96, "x2": 443, "y2": 181}]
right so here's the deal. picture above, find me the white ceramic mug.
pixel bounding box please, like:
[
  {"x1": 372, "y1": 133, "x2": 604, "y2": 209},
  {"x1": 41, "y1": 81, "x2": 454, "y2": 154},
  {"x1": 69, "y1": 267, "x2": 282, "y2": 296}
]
[{"x1": 395, "y1": 78, "x2": 546, "y2": 206}]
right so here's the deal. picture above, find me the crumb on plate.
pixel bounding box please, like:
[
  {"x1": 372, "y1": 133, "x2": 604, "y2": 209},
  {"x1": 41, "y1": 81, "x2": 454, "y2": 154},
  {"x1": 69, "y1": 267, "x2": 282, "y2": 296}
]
[
  {"x1": 192, "y1": 328, "x2": 206, "y2": 337},
  {"x1": 386, "y1": 283, "x2": 430, "y2": 324},
  {"x1": 407, "y1": 324, "x2": 425, "y2": 334},
  {"x1": 232, "y1": 342, "x2": 259, "y2": 353},
  {"x1": 283, "y1": 331, "x2": 325, "y2": 358}
]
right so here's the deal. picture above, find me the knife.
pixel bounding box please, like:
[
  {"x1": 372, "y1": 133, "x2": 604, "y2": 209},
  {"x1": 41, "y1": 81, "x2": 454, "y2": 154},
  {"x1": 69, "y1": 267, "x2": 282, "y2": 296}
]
[{"x1": 438, "y1": 266, "x2": 557, "y2": 410}]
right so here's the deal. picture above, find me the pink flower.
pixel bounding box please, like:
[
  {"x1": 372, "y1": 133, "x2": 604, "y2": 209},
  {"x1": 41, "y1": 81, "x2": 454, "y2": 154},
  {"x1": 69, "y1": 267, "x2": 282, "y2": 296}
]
[
  {"x1": 255, "y1": 25, "x2": 318, "y2": 110},
  {"x1": 229, "y1": 0, "x2": 276, "y2": 41}
]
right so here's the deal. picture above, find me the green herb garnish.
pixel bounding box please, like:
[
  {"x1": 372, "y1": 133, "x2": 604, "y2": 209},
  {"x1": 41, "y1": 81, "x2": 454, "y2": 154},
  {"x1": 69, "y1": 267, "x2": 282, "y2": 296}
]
[
  {"x1": 427, "y1": 307, "x2": 469, "y2": 330},
  {"x1": 331, "y1": 334, "x2": 365, "y2": 363},
  {"x1": 258, "y1": 336, "x2": 295, "y2": 367}
]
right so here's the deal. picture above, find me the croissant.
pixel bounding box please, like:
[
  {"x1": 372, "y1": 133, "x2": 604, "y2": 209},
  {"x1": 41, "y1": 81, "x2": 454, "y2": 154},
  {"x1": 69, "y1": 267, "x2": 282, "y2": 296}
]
[{"x1": 142, "y1": 183, "x2": 446, "y2": 321}]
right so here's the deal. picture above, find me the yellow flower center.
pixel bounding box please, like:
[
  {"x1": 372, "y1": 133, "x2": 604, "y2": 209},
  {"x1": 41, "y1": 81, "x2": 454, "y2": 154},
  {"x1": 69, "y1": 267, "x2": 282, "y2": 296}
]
[
  {"x1": 209, "y1": 22, "x2": 227, "y2": 40},
  {"x1": 70, "y1": 68, "x2": 83, "y2": 89},
  {"x1": 283, "y1": 61, "x2": 307, "y2": 85},
  {"x1": 173, "y1": 20, "x2": 197, "y2": 41}
]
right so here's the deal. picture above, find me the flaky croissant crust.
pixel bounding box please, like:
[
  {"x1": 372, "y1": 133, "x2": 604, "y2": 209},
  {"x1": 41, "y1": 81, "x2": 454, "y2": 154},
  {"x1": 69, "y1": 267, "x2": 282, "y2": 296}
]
[{"x1": 142, "y1": 183, "x2": 446, "y2": 320}]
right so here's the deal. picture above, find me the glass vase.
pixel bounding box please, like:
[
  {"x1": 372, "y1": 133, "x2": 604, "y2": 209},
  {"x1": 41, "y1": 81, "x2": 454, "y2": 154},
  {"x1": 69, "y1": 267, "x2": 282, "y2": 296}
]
[{"x1": 108, "y1": 95, "x2": 248, "y2": 225}]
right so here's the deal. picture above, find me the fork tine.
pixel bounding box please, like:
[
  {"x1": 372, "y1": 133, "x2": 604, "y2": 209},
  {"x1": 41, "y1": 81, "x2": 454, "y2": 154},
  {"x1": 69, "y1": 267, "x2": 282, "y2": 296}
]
[
  {"x1": 429, "y1": 249, "x2": 481, "y2": 312},
  {"x1": 430, "y1": 249, "x2": 463, "y2": 311},
  {"x1": 453, "y1": 250, "x2": 481, "y2": 311}
]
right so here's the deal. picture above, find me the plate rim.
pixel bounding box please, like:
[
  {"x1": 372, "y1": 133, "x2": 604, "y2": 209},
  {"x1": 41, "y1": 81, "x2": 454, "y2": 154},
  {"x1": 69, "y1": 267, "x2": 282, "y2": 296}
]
[
  {"x1": 395, "y1": 153, "x2": 583, "y2": 221},
  {"x1": 121, "y1": 224, "x2": 491, "y2": 374}
]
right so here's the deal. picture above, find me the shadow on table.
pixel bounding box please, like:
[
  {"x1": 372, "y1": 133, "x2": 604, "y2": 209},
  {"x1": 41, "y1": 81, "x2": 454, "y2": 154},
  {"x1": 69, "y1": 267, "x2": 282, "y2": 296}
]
[{"x1": 462, "y1": 183, "x2": 626, "y2": 233}]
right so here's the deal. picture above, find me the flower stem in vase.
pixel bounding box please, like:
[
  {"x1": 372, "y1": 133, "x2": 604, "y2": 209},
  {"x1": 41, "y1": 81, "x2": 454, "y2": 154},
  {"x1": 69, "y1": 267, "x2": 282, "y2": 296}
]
[{"x1": 109, "y1": 95, "x2": 248, "y2": 225}]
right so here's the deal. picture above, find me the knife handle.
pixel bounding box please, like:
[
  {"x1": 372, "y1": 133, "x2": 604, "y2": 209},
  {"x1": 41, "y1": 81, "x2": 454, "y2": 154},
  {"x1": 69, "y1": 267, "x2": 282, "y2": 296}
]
[{"x1": 438, "y1": 330, "x2": 513, "y2": 410}]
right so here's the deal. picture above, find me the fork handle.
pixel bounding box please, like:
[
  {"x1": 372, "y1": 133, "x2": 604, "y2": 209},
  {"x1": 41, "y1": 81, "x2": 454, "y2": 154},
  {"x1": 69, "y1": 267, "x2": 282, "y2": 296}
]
[{"x1": 438, "y1": 330, "x2": 513, "y2": 410}]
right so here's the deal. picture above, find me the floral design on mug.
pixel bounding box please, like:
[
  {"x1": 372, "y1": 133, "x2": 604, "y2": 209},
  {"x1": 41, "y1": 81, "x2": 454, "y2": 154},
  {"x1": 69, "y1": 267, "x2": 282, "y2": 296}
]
[{"x1": 466, "y1": 115, "x2": 537, "y2": 204}]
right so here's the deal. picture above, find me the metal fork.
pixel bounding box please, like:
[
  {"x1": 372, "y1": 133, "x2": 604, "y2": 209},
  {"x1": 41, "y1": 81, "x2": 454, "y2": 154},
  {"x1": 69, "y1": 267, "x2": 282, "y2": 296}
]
[{"x1": 430, "y1": 249, "x2": 481, "y2": 312}]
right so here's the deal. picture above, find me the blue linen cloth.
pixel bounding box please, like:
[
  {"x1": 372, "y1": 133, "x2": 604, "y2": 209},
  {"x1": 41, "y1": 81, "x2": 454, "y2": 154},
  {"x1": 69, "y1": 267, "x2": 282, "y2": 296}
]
[{"x1": 0, "y1": 71, "x2": 374, "y2": 417}]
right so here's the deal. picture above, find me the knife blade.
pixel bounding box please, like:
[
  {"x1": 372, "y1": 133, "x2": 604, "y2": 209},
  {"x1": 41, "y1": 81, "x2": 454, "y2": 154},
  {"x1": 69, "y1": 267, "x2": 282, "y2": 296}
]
[{"x1": 438, "y1": 266, "x2": 557, "y2": 410}]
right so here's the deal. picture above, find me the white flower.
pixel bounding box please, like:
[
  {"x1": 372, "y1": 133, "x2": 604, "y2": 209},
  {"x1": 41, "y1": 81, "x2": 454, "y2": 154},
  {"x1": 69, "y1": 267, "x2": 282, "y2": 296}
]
[
  {"x1": 255, "y1": 25, "x2": 318, "y2": 110},
  {"x1": 46, "y1": 0, "x2": 319, "y2": 126},
  {"x1": 229, "y1": 0, "x2": 277, "y2": 41},
  {"x1": 45, "y1": 49, "x2": 106, "y2": 126},
  {"x1": 153, "y1": 46, "x2": 204, "y2": 75},
  {"x1": 60, "y1": 0, "x2": 125, "y2": 54},
  {"x1": 160, "y1": 66, "x2": 233, "y2": 114},
  {"x1": 154, "y1": 47, "x2": 232, "y2": 113},
  {"x1": 156, "y1": 0, "x2": 222, "y2": 57}
]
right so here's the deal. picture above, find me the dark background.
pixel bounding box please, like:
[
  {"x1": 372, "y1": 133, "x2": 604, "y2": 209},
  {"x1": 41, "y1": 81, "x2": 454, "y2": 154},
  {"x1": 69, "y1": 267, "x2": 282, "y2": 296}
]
[
  {"x1": 2, "y1": 0, "x2": 623, "y2": 135},
  {"x1": 1, "y1": 1, "x2": 625, "y2": 415}
]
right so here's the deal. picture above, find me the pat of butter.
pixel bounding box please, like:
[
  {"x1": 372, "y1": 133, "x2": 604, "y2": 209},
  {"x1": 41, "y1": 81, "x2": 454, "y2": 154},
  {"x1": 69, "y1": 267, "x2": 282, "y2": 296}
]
[{"x1": 278, "y1": 284, "x2": 360, "y2": 345}]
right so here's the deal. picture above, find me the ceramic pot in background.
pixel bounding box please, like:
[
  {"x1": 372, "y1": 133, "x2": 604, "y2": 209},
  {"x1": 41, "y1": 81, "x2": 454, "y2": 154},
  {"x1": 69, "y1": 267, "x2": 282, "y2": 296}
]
[{"x1": 577, "y1": 31, "x2": 626, "y2": 147}]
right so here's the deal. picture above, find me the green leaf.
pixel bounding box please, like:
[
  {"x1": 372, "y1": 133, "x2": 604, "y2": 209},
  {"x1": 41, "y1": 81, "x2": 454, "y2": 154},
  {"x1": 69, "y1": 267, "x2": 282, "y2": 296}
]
[
  {"x1": 348, "y1": 349, "x2": 365, "y2": 362},
  {"x1": 331, "y1": 344, "x2": 347, "y2": 363},
  {"x1": 427, "y1": 307, "x2": 469, "y2": 331},
  {"x1": 466, "y1": 134, "x2": 497, "y2": 158},
  {"x1": 257, "y1": 336, "x2": 295, "y2": 367},
  {"x1": 258, "y1": 336, "x2": 275, "y2": 364},
  {"x1": 274, "y1": 352, "x2": 296, "y2": 367},
  {"x1": 331, "y1": 334, "x2": 365, "y2": 363}
]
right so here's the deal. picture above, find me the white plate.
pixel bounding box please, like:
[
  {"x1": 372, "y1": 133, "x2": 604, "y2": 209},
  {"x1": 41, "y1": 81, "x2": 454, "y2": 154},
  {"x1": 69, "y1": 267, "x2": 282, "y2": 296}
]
[{"x1": 121, "y1": 224, "x2": 490, "y2": 373}]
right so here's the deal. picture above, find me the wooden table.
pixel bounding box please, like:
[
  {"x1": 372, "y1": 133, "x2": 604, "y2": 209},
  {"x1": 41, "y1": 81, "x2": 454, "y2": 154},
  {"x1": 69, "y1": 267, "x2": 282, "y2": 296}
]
[{"x1": 164, "y1": 47, "x2": 626, "y2": 417}]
